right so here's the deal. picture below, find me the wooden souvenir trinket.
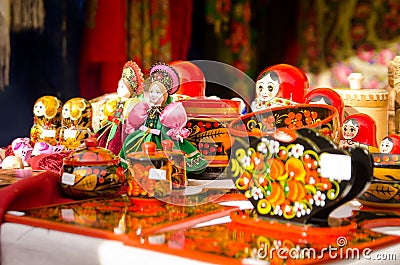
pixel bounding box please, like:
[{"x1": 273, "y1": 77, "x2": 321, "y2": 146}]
[
  {"x1": 182, "y1": 98, "x2": 241, "y2": 179},
  {"x1": 126, "y1": 142, "x2": 172, "y2": 200},
  {"x1": 30, "y1": 95, "x2": 62, "y2": 146},
  {"x1": 251, "y1": 63, "x2": 309, "y2": 111},
  {"x1": 358, "y1": 134, "x2": 400, "y2": 208},
  {"x1": 334, "y1": 84, "x2": 388, "y2": 144},
  {"x1": 379, "y1": 134, "x2": 400, "y2": 154},
  {"x1": 59, "y1": 97, "x2": 93, "y2": 150},
  {"x1": 358, "y1": 153, "x2": 400, "y2": 208},
  {"x1": 60, "y1": 138, "x2": 125, "y2": 198},
  {"x1": 160, "y1": 140, "x2": 187, "y2": 190},
  {"x1": 339, "y1": 113, "x2": 378, "y2": 150},
  {"x1": 226, "y1": 105, "x2": 373, "y2": 225}
]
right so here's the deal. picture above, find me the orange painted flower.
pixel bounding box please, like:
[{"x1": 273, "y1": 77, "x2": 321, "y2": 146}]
[
  {"x1": 285, "y1": 157, "x2": 306, "y2": 181},
  {"x1": 311, "y1": 111, "x2": 318, "y2": 119},
  {"x1": 317, "y1": 177, "x2": 332, "y2": 191},
  {"x1": 262, "y1": 115, "x2": 275, "y2": 131},
  {"x1": 287, "y1": 179, "x2": 307, "y2": 202},
  {"x1": 284, "y1": 112, "x2": 303, "y2": 129},
  {"x1": 268, "y1": 158, "x2": 286, "y2": 180},
  {"x1": 303, "y1": 110, "x2": 314, "y2": 125}
]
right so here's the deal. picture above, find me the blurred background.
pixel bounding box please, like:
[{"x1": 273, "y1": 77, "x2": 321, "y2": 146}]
[{"x1": 1, "y1": 0, "x2": 399, "y2": 146}]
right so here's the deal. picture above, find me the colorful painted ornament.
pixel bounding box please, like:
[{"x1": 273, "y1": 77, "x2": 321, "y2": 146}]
[
  {"x1": 60, "y1": 138, "x2": 125, "y2": 198},
  {"x1": 126, "y1": 142, "x2": 172, "y2": 200},
  {"x1": 30, "y1": 95, "x2": 62, "y2": 146},
  {"x1": 226, "y1": 126, "x2": 372, "y2": 225},
  {"x1": 60, "y1": 97, "x2": 93, "y2": 150},
  {"x1": 339, "y1": 113, "x2": 377, "y2": 150},
  {"x1": 251, "y1": 64, "x2": 309, "y2": 111},
  {"x1": 181, "y1": 98, "x2": 241, "y2": 178}
]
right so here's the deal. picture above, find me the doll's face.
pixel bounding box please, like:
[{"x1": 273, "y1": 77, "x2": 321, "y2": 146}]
[
  {"x1": 380, "y1": 138, "x2": 394, "y2": 153},
  {"x1": 34, "y1": 101, "x2": 45, "y2": 117},
  {"x1": 342, "y1": 119, "x2": 359, "y2": 140},
  {"x1": 98, "y1": 104, "x2": 106, "y2": 122},
  {"x1": 309, "y1": 96, "x2": 331, "y2": 105},
  {"x1": 149, "y1": 82, "x2": 167, "y2": 106},
  {"x1": 62, "y1": 104, "x2": 71, "y2": 119},
  {"x1": 117, "y1": 79, "x2": 131, "y2": 99},
  {"x1": 256, "y1": 72, "x2": 280, "y2": 102}
]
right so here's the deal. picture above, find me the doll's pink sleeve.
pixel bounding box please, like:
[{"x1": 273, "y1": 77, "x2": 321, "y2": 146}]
[
  {"x1": 160, "y1": 102, "x2": 190, "y2": 141},
  {"x1": 125, "y1": 102, "x2": 150, "y2": 134}
]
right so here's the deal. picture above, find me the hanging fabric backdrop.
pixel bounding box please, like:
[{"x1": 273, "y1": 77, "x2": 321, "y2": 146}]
[{"x1": 297, "y1": 0, "x2": 400, "y2": 89}]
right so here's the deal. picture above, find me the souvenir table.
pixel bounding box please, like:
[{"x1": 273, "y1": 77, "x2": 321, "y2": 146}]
[
  {"x1": 1, "y1": 170, "x2": 400, "y2": 265},
  {"x1": 2, "y1": 61, "x2": 400, "y2": 264}
]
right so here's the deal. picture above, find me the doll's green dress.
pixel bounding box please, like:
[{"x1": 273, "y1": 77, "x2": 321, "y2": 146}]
[{"x1": 120, "y1": 99, "x2": 208, "y2": 174}]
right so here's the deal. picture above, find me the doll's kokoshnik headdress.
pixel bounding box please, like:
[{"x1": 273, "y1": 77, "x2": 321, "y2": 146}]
[
  {"x1": 122, "y1": 61, "x2": 145, "y2": 97},
  {"x1": 149, "y1": 62, "x2": 180, "y2": 95}
]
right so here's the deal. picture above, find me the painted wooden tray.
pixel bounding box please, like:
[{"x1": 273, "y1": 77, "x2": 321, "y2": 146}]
[
  {"x1": 0, "y1": 169, "x2": 43, "y2": 188},
  {"x1": 4, "y1": 195, "x2": 239, "y2": 241},
  {"x1": 135, "y1": 208, "x2": 400, "y2": 265}
]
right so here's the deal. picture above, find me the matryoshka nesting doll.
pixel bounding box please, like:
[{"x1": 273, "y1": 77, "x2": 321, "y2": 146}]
[
  {"x1": 380, "y1": 134, "x2": 400, "y2": 154},
  {"x1": 339, "y1": 113, "x2": 377, "y2": 150},
  {"x1": 97, "y1": 97, "x2": 119, "y2": 129},
  {"x1": 304, "y1": 87, "x2": 345, "y2": 125},
  {"x1": 59, "y1": 97, "x2": 93, "y2": 150},
  {"x1": 251, "y1": 63, "x2": 309, "y2": 111},
  {"x1": 30, "y1": 95, "x2": 63, "y2": 146}
]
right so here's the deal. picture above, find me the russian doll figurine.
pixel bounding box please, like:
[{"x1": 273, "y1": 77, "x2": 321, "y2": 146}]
[
  {"x1": 121, "y1": 62, "x2": 208, "y2": 174},
  {"x1": 59, "y1": 97, "x2": 93, "y2": 150},
  {"x1": 339, "y1": 113, "x2": 378, "y2": 150},
  {"x1": 304, "y1": 87, "x2": 345, "y2": 125},
  {"x1": 380, "y1": 134, "x2": 400, "y2": 154},
  {"x1": 30, "y1": 95, "x2": 63, "y2": 146},
  {"x1": 251, "y1": 64, "x2": 309, "y2": 111},
  {"x1": 95, "y1": 61, "x2": 144, "y2": 155}
]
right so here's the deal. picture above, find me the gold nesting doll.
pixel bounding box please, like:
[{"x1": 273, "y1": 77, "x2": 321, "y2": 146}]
[
  {"x1": 30, "y1": 95, "x2": 63, "y2": 146},
  {"x1": 59, "y1": 97, "x2": 93, "y2": 150}
]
